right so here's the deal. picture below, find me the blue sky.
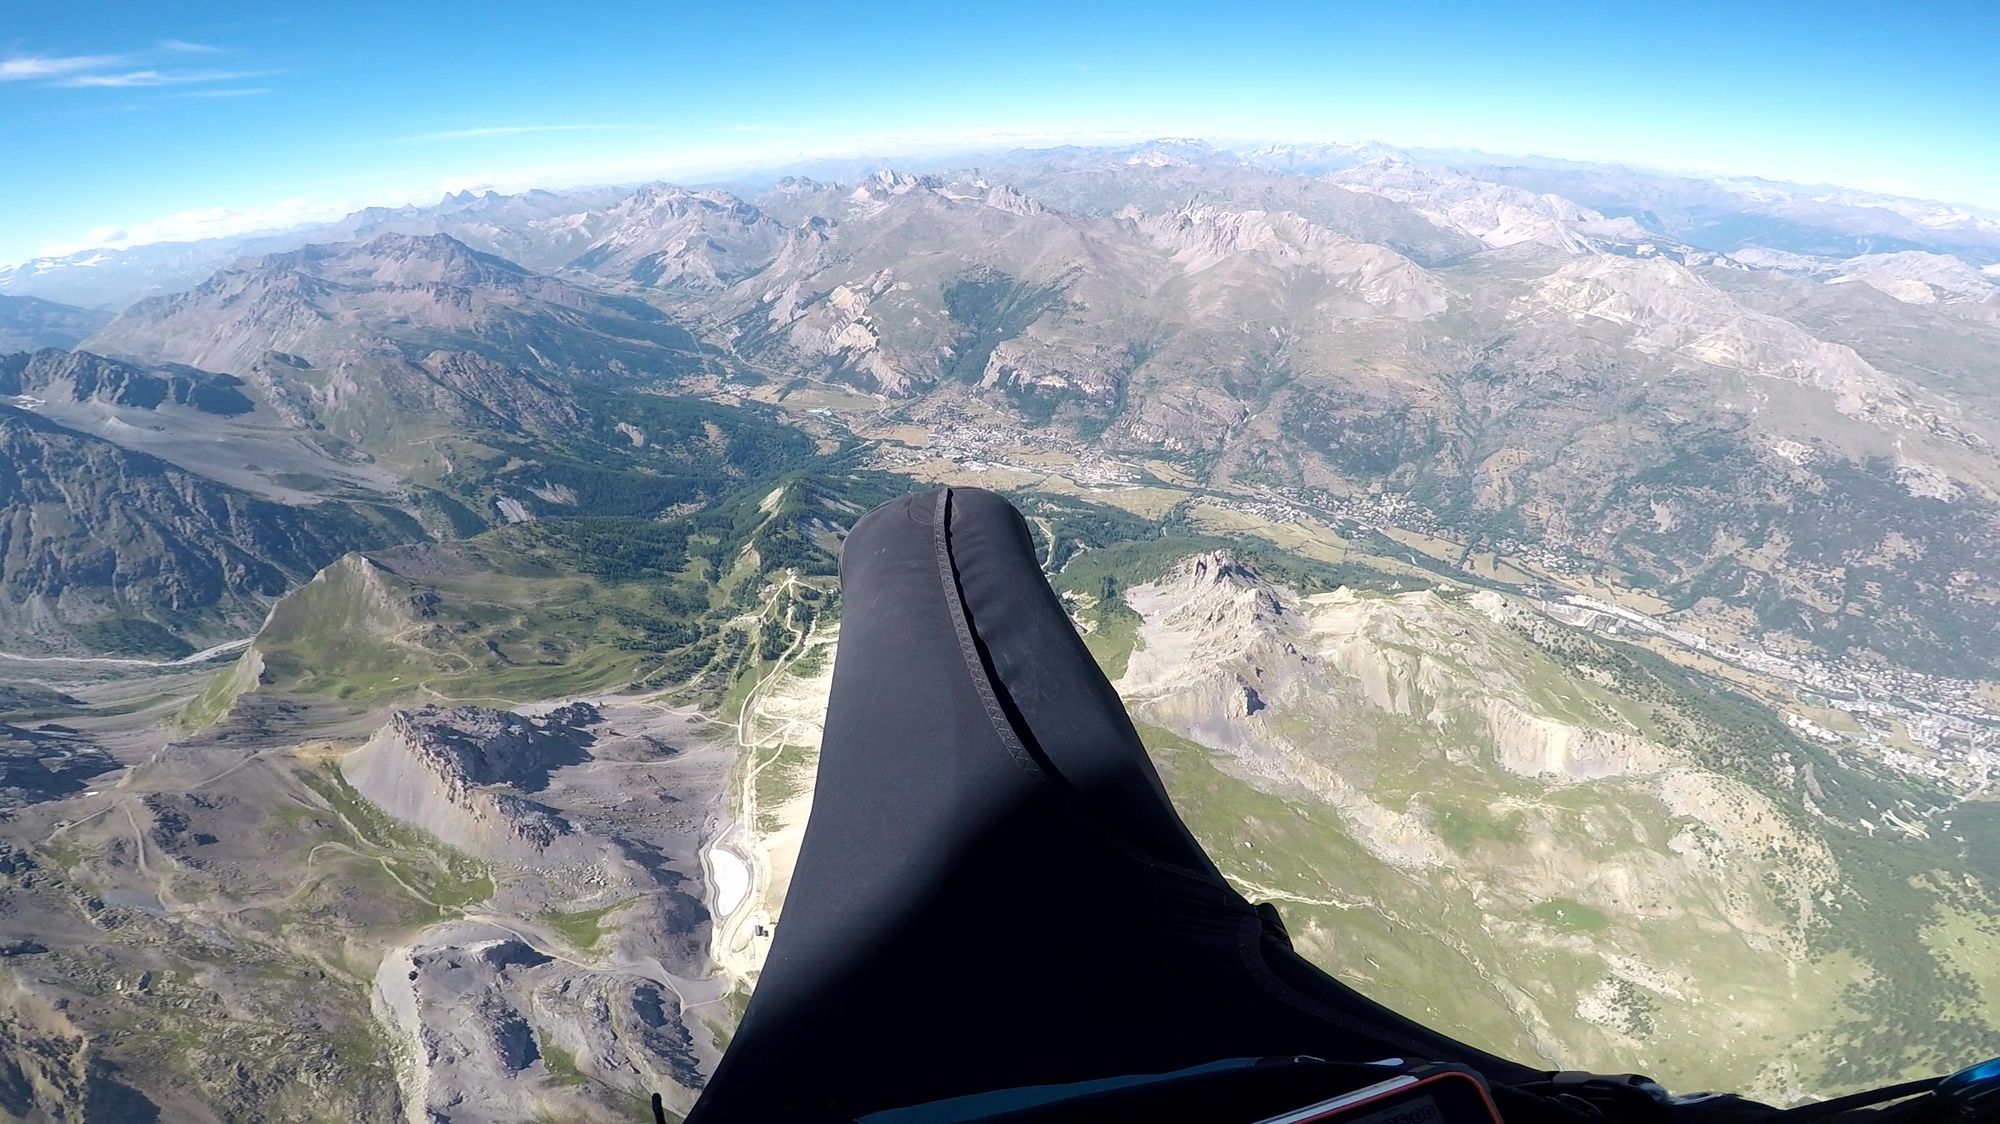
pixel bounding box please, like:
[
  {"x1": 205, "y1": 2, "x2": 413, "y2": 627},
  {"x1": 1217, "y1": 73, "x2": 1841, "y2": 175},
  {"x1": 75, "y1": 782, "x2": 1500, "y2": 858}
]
[{"x1": 1, "y1": 0, "x2": 1995, "y2": 264}]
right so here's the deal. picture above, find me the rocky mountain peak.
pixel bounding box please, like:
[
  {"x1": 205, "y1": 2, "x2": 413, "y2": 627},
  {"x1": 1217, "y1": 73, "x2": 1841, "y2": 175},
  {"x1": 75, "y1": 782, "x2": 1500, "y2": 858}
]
[
  {"x1": 340, "y1": 702, "x2": 603, "y2": 858},
  {"x1": 980, "y1": 182, "x2": 1045, "y2": 216},
  {"x1": 619, "y1": 184, "x2": 761, "y2": 222},
  {"x1": 340, "y1": 231, "x2": 533, "y2": 287},
  {"x1": 848, "y1": 169, "x2": 942, "y2": 205},
  {"x1": 568, "y1": 186, "x2": 785, "y2": 290},
  {"x1": 1142, "y1": 551, "x2": 1294, "y2": 632},
  {"x1": 192, "y1": 232, "x2": 533, "y2": 298},
  {"x1": 384, "y1": 702, "x2": 602, "y2": 792},
  {"x1": 1135, "y1": 202, "x2": 1352, "y2": 266}
]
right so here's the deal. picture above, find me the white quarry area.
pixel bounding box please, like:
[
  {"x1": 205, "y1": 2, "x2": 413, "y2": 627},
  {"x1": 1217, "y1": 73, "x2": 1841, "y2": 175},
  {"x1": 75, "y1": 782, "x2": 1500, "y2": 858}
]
[
  {"x1": 706, "y1": 614, "x2": 838, "y2": 991},
  {"x1": 708, "y1": 847, "x2": 750, "y2": 919}
]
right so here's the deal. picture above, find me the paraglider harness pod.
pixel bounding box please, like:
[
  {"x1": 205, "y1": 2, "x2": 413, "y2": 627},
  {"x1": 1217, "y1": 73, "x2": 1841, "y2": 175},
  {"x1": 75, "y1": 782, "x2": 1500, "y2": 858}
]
[{"x1": 674, "y1": 488, "x2": 2000, "y2": 1124}]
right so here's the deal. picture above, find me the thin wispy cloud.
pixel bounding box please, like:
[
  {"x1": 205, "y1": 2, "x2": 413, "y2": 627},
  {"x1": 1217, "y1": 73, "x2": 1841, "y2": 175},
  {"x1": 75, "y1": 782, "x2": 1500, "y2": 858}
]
[
  {"x1": 168, "y1": 87, "x2": 271, "y2": 99},
  {"x1": 4, "y1": 42, "x2": 256, "y2": 92},
  {"x1": 35, "y1": 198, "x2": 358, "y2": 259},
  {"x1": 0, "y1": 53, "x2": 127, "y2": 80},
  {"x1": 403, "y1": 124, "x2": 637, "y2": 142},
  {"x1": 51, "y1": 68, "x2": 267, "y2": 89}
]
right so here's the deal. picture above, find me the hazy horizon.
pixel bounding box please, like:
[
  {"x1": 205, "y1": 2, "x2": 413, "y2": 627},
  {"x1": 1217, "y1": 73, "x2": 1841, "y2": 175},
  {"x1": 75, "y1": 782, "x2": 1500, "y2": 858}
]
[
  {"x1": 7, "y1": 131, "x2": 2000, "y2": 270},
  {"x1": 3, "y1": 0, "x2": 1994, "y2": 264}
]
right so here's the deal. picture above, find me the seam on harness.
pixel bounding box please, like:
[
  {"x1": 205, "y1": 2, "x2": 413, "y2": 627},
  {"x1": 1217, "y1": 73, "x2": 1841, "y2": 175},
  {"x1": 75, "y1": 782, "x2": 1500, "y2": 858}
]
[{"x1": 932, "y1": 488, "x2": 1050, "y2": 787}]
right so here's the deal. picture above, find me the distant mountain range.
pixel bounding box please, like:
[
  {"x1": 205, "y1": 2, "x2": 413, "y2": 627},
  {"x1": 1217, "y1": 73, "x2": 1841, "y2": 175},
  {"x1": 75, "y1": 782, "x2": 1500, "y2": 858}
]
[
  {"x1": 2, "y1": 140, "x2": 1993, "y2": 679},
  {"x1": 7, "y1": 139, "x2": 1997, "y2": 312},
  {"x1": 5, "y1": 139, "x2": 1998, "y2": 1120},
  {"x1": 0, "y1": 293, "x2": 108, "y2": 351}
]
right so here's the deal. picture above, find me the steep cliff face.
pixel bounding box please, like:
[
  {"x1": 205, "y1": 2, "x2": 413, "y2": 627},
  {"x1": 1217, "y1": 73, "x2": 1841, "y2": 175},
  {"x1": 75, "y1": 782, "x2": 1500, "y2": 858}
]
[
  {"x1": 340, "y1": 705, "x2": 597, "y2": 862},
  {"x1": 0, "y1": 986, "x2": 163, "y2": 1123}
]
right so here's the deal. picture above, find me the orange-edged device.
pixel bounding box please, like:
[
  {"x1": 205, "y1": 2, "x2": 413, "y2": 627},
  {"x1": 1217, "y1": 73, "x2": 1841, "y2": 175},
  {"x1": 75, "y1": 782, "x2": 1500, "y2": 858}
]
[{"x1": 1253, "y1": 1063, "x2": 1506, "y2": 1124}]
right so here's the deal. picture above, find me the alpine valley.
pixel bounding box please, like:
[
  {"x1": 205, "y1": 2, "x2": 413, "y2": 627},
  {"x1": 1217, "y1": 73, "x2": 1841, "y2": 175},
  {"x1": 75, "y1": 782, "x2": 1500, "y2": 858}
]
[{"x1": 3, "y1": 139, "x2": 1997, "y2": 1122}]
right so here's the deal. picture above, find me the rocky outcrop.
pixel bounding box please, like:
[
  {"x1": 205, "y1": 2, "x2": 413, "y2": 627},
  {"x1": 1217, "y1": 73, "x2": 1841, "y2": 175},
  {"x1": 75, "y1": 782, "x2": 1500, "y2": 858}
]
[
  {"x1": 1479, "y1": 698, "x2": 1666, "y2": 780},
  {"x1": 373, "y1": 928, "x2": 715, "y2": 1124},
  {"x1": 1117, "y1": 552, "x2": 1831, "y2": 890},
  {"x1": 341, "y1": 705, "x2": 601, "y2": 861},
  {"x1": 567, "y1": 186, "x2": 786, "y2": 292},
  {"x1": 0, "y1": 724, "x2": 118, "y2": 808},
  {"x1": 1124, "y1": 555, "x2": 1674, "y2": 786},
  {"x1": 0, "y1": 987, "x2": 162, "y2": 1123}
]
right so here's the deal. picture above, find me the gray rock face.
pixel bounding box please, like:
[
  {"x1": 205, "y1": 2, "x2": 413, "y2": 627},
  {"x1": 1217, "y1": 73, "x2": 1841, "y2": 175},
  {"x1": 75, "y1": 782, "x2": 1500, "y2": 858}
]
[
  {"x1": 337, "y1": 701, "x2": 731, "y2": 1119},
  {"x1": 341, "y1": 704, "x2": 600, "y2": 861},
  {"x1": 388, "y1": 703, "x2": 598, "y2": 792},
  {"x1": 374, "y1": 927, "x2": 715, "y2": 1124},
  {"x1": 83, "y1": 232, "x2": 700, "y2": 380}
]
